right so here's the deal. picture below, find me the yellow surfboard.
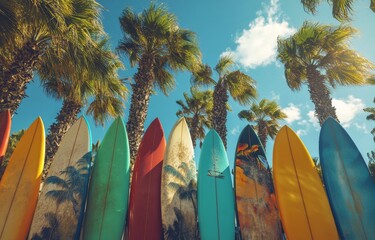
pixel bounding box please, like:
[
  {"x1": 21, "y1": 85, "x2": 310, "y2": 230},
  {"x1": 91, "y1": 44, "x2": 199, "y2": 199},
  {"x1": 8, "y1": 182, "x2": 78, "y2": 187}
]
[
  {"x1": 0, "y1": 117, "x2": 45, "y2": 240},
  {"x1": 273, "y1": 126, "x2": 338, "y2": 240}
]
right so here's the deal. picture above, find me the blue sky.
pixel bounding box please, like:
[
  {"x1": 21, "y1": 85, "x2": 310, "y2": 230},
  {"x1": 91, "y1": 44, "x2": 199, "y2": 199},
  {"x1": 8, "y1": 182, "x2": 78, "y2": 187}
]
[{"x1": 11, "y1": 0, "x2": 375, "y2": 168}]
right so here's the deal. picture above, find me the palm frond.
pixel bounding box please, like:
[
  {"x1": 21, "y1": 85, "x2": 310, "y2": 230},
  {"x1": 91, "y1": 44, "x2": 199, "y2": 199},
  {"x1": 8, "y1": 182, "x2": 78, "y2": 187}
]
[
  {"x1": 331, "y1": 0, "x2": 355, "y2": 21},
  {"x1": 226, "y1": 70, "x2": 257, "y2": 105},
  {"x1": 191, "y1": 64, "x2": 216, "y2": 86},
  {"x1": 45, "y1": 190, "x2": 71, "y2": 205},
  {"x1": 0, "y1": 1, "x2": 18, "y2": 46},
  {"x1": 45, "y1": 176, "x2": 69, "y2": 189},
  {"x1": 153, "y1": 57, "x2": 175, "y2": 95},
  {"x1": 301, "y1": 0, "x2": 322, "y2": 14},
  {"x1": 301, "y1": 0, "x2": 356, "y2": 21},
  {"x1": 238, "y1": 110, "x2": 255, "y2": 122},
  {"x1": 164, "y1": 165, "x2": 187, "y2": 184},
  {"x1": 167, "y1": 182, "x2": 182, "y2": 191},
  {"x1": 215, "y1": 55, "x2": 234, "y2": 76}
]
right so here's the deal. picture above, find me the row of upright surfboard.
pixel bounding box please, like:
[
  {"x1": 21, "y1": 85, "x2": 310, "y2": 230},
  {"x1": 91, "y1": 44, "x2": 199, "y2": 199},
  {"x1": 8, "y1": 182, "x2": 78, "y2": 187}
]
[{"x1": 0, "y1": 109, "x2": 374, "y2": 240}]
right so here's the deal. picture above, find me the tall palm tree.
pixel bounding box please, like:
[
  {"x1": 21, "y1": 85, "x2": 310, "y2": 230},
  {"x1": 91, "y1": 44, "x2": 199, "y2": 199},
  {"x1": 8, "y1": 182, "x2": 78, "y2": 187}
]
[
  {"x1": 39, "y1": 40, "x2": 127, "y2": 176},
  {"x1": 192, "y1": 56, "x2": 257, "y2": 148},
  {"x1": 238, "y1": 99, "x2": 286, "y2": 150},
  {"x1": 0, "y1": 0, "x2": 104, "y2": 115},
  {"x1": 277, "y1": 21, "x2": 373, "y2": 126},
  {"x1": 176, "y1": 88, "x2": 213, "y2": 148},
  {"x1": 117, "y1": 4, "x2": 201, "y2": 164},
  {"x1": 301, "y1": 0, "x2": 375, "y2": 21}
]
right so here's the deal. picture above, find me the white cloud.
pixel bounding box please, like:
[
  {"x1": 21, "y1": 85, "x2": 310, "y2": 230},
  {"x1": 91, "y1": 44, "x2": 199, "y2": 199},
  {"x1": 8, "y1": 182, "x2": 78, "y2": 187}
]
[
  {"x1": 353, "y1": 123, "x2": 369, "y2": 134},
  {"x1": 296, "y1": 129, "x2": 308, "y2": 136},
  {"x1": 295, "y1": 119, "x2": 312, "y2": 136},
  {"x1": 307, "y1": 111, "x2": 320, "y2": 129},
  {"x1": 305, "y1": 95, "x2": 365, "y2": 129},
  {"x1": 282, "y1": 103, "x2": 301, "y2": 124},
  {"x1": 222, "y1": 0, "x2": 296, "y2": 68},
  {"x1": 231, "y1": 125, "x2": 240, "y2": 135},
  {"x1": 332, "y1": 95, "x2": 365, "y2": 127}
]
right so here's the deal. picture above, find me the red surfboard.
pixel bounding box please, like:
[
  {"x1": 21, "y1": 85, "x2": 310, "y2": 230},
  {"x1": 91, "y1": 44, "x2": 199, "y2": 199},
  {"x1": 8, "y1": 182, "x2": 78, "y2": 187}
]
[
  {"x1": 0, "y1": 110, "x2": 11, "y2": 164},
  {"x1": 126, "y1": 118, "x2": 166, "y2": 240}
]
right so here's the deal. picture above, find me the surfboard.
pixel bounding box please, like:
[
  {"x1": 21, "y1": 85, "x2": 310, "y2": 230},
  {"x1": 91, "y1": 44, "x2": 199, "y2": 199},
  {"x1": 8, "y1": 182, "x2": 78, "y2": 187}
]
[
  {"x1": 0, "y1": 110, "x2": 11, "y2": 165},
  {"x1": 234, "y1": 125, "x2": 282, "y2": 240},
  {"x1": 198, "y1": 129, "x2": 235, "y2": 240},
  {"x1": 0, "y1": 117, "x2": 45, "y2": 240},
  {"x1": 161, "y1": 118, "x2": 198, "y2": 240},
  {"x1": 83, "y1": 117, "x2": 130, "y2": 240},
  {"x1": 273, "y1": 126, "x2": 338, "y2": 240},
  {"x1": 319, "y1": 117, "x2": 375, "y2": 239},
  {"x1": 126, "y1": 118, "x2": 166, "y2": 240},
  {"x1": 28, "y1": 117, "x2": 91, "y2": 240}
]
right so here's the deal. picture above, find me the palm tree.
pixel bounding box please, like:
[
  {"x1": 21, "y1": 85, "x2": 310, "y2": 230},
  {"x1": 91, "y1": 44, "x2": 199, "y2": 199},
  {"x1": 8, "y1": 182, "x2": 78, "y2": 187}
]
[
  {"x1": 301, "y1": 0, "x2": 375, "y2": 21},
  {"x1": 39, "y1": 39, "x2": 127, "y2": 174},
  {"x1": 44, "y1": 156, "x2": 90, "y2": 215},
  {"x1": 164, "y1": 162, "x2": 198, "y2": 239},
  {"x1": 364, "y1": 98, "x2": 375, "y2": 141},
  {"x1": 192, "y1": 56, "x2": 257, "y2": 148},
  {"x1": 277, "y1": 21, "x2": 373, "y2": 126},
  {"x1": 0, "y1": 0, "x2": 104, "y2": 115},
  {"x1": 176, "y1": 88, "x2": 213, "y2": 148},
  {"x1": 117, "y1": 3, "x2": 201, "y2": 165},
  {"x1": 238, "y1": 99, "x2": 286, "y2": 150}
]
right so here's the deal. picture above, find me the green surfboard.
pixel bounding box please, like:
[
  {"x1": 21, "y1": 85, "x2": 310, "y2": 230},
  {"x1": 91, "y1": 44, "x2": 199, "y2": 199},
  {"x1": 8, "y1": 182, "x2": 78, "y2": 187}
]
[
  {"x1": 198, "y1": 129, "x2": 235, "y2": 240},
  {"x1": 83, "y1": 117, "x2": 130, "y2": 239}
]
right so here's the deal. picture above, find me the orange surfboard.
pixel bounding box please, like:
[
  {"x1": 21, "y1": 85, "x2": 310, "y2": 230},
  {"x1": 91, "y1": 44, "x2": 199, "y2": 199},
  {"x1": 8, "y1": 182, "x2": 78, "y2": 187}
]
[
  {"x1": 273, "y1": 126, "x2": 338, "y2": 240},
  {"x1": 0, "y1": 117, "x2": 45, "y2": 240}
]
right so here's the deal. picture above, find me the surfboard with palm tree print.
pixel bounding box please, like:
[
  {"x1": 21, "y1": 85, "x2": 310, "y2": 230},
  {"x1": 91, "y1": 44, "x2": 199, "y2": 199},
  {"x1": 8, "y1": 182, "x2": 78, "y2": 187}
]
[
  {"x1": 29, "y1": 117, "x2": 91, "y2": 240},
  {"x1": 161, "y1": 118, "x2": 198, "y2": 240}
]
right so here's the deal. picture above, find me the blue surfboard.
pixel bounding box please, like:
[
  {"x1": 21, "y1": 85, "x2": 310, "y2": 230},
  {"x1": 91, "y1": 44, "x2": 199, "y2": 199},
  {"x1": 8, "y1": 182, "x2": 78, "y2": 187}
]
[
  {"x1": 198, "y1": 129, "x2": 235, "y2": 240},
  {"x1": 319, "y1": 117, "x2": 375, "y2": 239}
]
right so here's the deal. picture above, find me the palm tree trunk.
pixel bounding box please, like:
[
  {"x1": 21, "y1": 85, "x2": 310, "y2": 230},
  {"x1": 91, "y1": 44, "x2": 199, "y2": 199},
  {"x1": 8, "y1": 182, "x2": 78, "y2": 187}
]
[
  {"x1": 307, "y1": 66, "x2": 339, "y2": 125},
  {"x1": 0, "y1": 41, "x2": 43, "y2": 115},
  {"x1": 126, "y1": 57, "x2": 155, "y2": 167},
  {"x1": 190, "y1": 115, "x2": 199, "y2": 148},
  {"x1": 212, "y1": 81, "x2": 228, "y2": 148},
  {"x1": 257, "y1": 121, "x2": 267, "y2": 150},
  {"x1": 44, "y1": 100, "x2": 82, "y2": 179}
]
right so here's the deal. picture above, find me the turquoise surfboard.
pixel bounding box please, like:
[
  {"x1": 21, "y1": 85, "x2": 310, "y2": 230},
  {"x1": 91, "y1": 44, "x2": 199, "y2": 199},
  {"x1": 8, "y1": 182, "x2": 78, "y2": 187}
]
[
  {"x1": 319, "y1": 117, "x2": 375, "y2": 239},
  {"x1": 198, "y1": 129, "x2": 235, "y2": 240},
  {"x1": 83, "y1": 117, "x2": 130, "y2": 239}
]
